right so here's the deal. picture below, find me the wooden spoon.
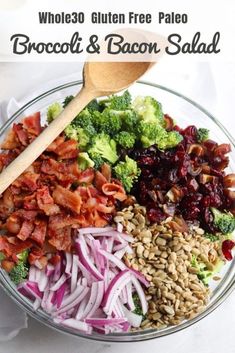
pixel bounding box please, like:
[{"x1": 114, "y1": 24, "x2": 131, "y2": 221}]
[{"x1": 0, "y1": 61, "x2": 153, "y2": 194}]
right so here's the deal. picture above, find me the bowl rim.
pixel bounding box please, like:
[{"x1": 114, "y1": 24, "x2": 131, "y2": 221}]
[{"x1": 0, "y1": 79, "x2": 234, "y2": 343}]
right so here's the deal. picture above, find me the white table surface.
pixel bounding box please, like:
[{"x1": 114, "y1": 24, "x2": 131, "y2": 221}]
[{"x1": 0, "y1": 62, "x2": 234, "y2": 353}]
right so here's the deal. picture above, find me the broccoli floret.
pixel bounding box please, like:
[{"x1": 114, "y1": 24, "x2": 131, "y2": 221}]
[
  {"x1": 100, "y1": 91, "x2": 132, "y2": 111},
  {"x1": 204, "y1": 233, "x2": 220, "y2": 242},
  {"x1": 89, "y1": 152, "x2": 105, "y2": 169},
  {"x1": 63, "y1": 95, "x2": 74, "y2": 108},
  {"x1": 211, "y1": 208, "x2": 235, "y2": 234},
  {"x1": 77, "y1": 152, "x2": 95, "y2": 170},
  {"x1": 115, "y1": 131, "x2": 136, "y2": 149},
  {"x1": 157, "y1": 131, "x2": 183, "y2": 150},
  {"x1": 9, "y1": 262, "x2": 28, "y2": 285},
  {"x1": 114, "y1": 156, "x2": 140, "y2": 192},
  {"x1": 64, "y1": 125, "x2": 78, "y2": 141},
  {"x1": 17, "y1": 249, "x2": 29, "y2": 263},
  {"x1": 92, "y1": 110, "x2": 122, "y2": 136},
  {"x1": 86, "y1": 99, "x2": 103, "y2": 113},
  {"x1": 132, "y1": 96, "x2": 164, "y2": 124},
  {"x1": 47, "y1": 102, "x2": 62, "y2": 123},
  {"x1": 197, "y1": 128, "x2": 209, "y2": 143},
  {"x1": 72, "y1": 109, "x2": 96, "y2": 134},
  {"x1": 88, "y1": 133, "x2": 118, "y2": 164},
  {"x1": 191, "y1": 254, "x2": 223, "y2": 286},
  {"x1": 120, "y1": 110, "x2": 139, "y2": 132}
]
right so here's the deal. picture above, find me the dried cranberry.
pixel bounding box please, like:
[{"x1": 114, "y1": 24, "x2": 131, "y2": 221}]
[
  {"x1": 222, "y1": 240, "x2": 235, "y2": 261},
  {"x1": 147, "y1": 207, "x2": 166, "y2": 223}
]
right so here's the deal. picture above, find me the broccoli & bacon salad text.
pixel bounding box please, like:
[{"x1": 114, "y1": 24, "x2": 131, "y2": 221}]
[{"x1": 0, "y1": 90, "x2": 234, "y2": 334}]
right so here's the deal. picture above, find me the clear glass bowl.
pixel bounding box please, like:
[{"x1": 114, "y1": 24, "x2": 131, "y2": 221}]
[{"x1": 0, "y1": 80, "x2": 234, "y2": 342}]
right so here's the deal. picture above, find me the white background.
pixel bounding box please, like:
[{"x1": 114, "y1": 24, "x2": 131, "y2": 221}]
[{"x1": 0, "y1": 61, "x2": 234, "y2": 353}]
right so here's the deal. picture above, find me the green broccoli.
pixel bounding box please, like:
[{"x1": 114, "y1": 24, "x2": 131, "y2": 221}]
[
  {"x1": 191, "y1": 255, "x2": 223, "y2": 286},
  {"x1": 100, "y1": 91, "x2": 132, "y2": 111},
  {"x1": 132, "y1": 96, "x2": 163, "y2": 124},
  {"x1": 72, "y1": 108, "x2": 96, "y2": 135},
  {"x1": 64, "y1": 125, "x2": 79, "y2": 141},
  {"x1": 9, "y1": 250, "x2": 29, "y2": 285},
  {"x1": 77, "y1": 152, "x2": 95, "y2": 170},
  {"x1": 86, "y1": 99, "x2": 103, "y2": 113},
  {"x1": 92, "y1": 110, "x2": 122, "y2": 136},
  {"x1": 47, "y1": 102, "x2": 62, "y2": 123},
  {"x1": 115, "y1": 131, "x2": 136, "y2": 149},
  {"x1": 9, "y1": 262, "x2": 28, "y2": 285},
  {"x1": 157, "y1": 131, "x2": 183, "y2": 150},
  {"x1": 63, "y1": 95, "x2": 74, "y2": 108},
  {"x1": 197, "y1": 128, "x2": 209, "y2": 143},
  {"x1": 76, "y1": 128, "x2": 91, "y2": 150},
  {"x1": 132, "y1": 292, "x2": 146, "y2": 319},
  {"x1": 211, "y1": 208, "x2": 235, "y2": 234},
  {"x1": 114, "y1": 156, "x2": 141, "y2": 192},
  {"x1": 89, "y1": 152, "x2": 105, "y2": 169},
  {"x1": 204, "y1": 233, "x2": 220, "y2": 242},
  {"x1": 88, "y1": 133, "x2": 118, "y2": 164},
  {"x1": 120, "y1": 110, "x2": 139, "y2": 132}
]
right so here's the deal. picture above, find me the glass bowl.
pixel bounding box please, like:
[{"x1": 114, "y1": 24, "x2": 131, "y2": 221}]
[{"x1": 0, "y1": 80, "x2": 234, "y2": 342}]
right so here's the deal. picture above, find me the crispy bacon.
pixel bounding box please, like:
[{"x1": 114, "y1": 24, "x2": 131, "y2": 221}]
[
  {"x1": 47, "y1": 136, "x2": 65, "y2": 152},
  {"x1": 53, "y1": 185, "x2": 81, "y2": 214},
  {"x1": 101, "y1": 163, "x2": 111, "y2": 182},
  {"x1": 17, "y1": 220, "x2": 34, "y2": 241},
  {"x1": 22, "y1": 112, "x2": 41, "y2": 136},
  {"x1": 48, "y1": 226, "x2": 72, "y2": 251},
  {"x1": 13, "y1": 123, "x2": 28, "y2": 146},
  {"x1": 31, "y1": 219, "x2": 47, "y2": 246},
  {"x1": 102, "y1": 183, "x2": 127, "y2": 201},
  {"x1": 54, "y1": 140, "x2": 78, "y2": 159},
  {"x1": 1, "y1": 129, "x2": 19, "y2": 150},
  {"x1": 95, "y1": 171, "x2": 108, "y2": 190},
  {"x1": 77, "y1": 168, "x2": 95, "y2": 184},
  {"x1": 0, "y1": 236, "x2": 32, "y2": 257},
  {"x1": 36, "y1": 186, "x2": 60, "y2": 215},
  {"x1": 12, "y1": 172, "x2": 39, "y2": 192}
]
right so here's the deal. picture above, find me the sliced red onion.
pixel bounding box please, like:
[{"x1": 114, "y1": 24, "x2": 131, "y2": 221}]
[
  {"x1": 80, "y1": 282, "x2": 98, "y2": 319},
  {"x1": 121, "y1": 304, "x2": 142, "y2": 328},
  {"x1": 28, "y1": 266, "x2": 36, "y2": 282},
  {"x1": 53, "y1": 260, "x2": 61, "y2": 282},
  {"x1": 46, "y1": 263, "x2": 54, "y2": 277},
  {"x1": 35, "y1": 268, "x2": 42, "y2": 283},
  {"x1": 113, "y1": 242, "x2": 128, "y2": 252},
  {"x1": 131, "y1": 276, "x2": 148, "y2": 315},
  {"x1": 117, "y1": 222, "x2": 123, "y2": 233},
  {"x1": 85, "y1": 281, "x2": 104, "y2": 319},
  {"x1": 98, "y1": 249, "x2": 126, "y2": 271},
  {"x1": 70, "y1": 255, "x2": 79, "y2": 293},
  {"x1": 128, "y1": 268, "x2": 150, "y2": 287},
  {"x1": 75, "y1": 241, "x2": 103, "y2": 281},
  {"x1": 33, "y1": 298, "x2": 41, "y2": 311},
  {"x1": 103, "y1": 270, "x2": 132, "y2": 315},
  {"x1": 57, "y1": 285, "x2": 85, "y2": 311},
  {"x1": 126, "y1": 282, "x2": 135, "y2": 311},
  {"x1": 60, "y1": 318, "x2": 91, "y2": 333},
  {"x1": 56, "y1": 282, "x2": 67, "y2": 309},
  {"x1": 75, "y1": 294, "x2": 89, "y2": 320},
  {"x1": 38, "y1": 271, "x2": 49, "y2": 292},
  {"x1": 34, "y1": 259, "x2": 43, "y2": 270},
  {"x1": 41, "y1": 289, "x2": 50, "y2": 309},
  {"x1": 114, "y1": 248, "x2": 127, "y2": 259},
  {"x1": 85, "y1": 318, "x2": 127, "y2": 326},
  {"x1": 26, "y1": 282, "x2": 43, "y2": 299},
  {"x1": 78, "y1": 227, "x2": 114, "y2": 235},
  {"x1": 50, "y1": 274, "x2": 67, "y2": 291},
  {"x1": 65, "y1": 253, "x2": 72, "y2": 274},
  {"x1": 56, "y1": 287, "x2": 89, "y2": 315},
  {"x1": 76, "y1": 258, "x2": 92, "y2": 284}
]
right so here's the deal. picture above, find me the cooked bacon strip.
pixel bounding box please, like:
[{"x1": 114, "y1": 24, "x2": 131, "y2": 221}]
[
  {"x1": 6, "y1": 214, "x2": 21, "y2": 234},
  {"x1": 12, "y1": 172, "x2": 40, "y2": 192},
  {"x1": 0, "y1": 236, "x2": 32, "y2": 257},
  {"x1": 101, "y1": 163, "x2": 111, "y2": 182},
  {"x1": 48, "y1": 213, "x2": 82, "y2": 230},
  {"x1": 23, "y1": 193, "x2": 38, "y2": 210},
  {"x1": 102, "y1": 183, "x2": 127, "y2": 201},
  {"x1": 95, "y1": 171, "x2": 108, "y2": 190},
  {"x1": 17, "y1": 220, "x2": 34, "y2": 241},
  {"x1": 13, "y1": 123, "x2": 28, "y2": 146},
  {"x1": 48, "y1": 226, "x2": 72, "y2": 251},
  {"x1": 47, "y1": 136, "x2": 65, "y2": 152},
  {"x1": 53, "y1": 185, "x2": 81, "y2": 214},
  {"x1": 1, "y1": 129, "x2": 19, "y2": 150},
  {"x1": 54, "y1": 140, "x2": 78, "y2": 159},
  {"x1": 31, "y1": 219, "x2": 47, "y2": 246},
  {"x1": 22, "y1": 112, "x2": 41, "y2": 136},
  {"x1": 0, "y1": 151, "x2": 17, "y2": 172},
  {"x1": 77, "y1": 168, "x2": 95, "y2": 184},
  {"x1": 36, "y1": 186, "x2": 60, "y2": 216},
  {"x1": 41, "y1": 159, "x2": 80, "y2": 185}
]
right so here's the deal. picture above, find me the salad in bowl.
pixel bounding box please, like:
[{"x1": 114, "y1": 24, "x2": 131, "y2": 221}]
[{"x1": 0, "y1": 81, "x2": 234, "y2": 341}]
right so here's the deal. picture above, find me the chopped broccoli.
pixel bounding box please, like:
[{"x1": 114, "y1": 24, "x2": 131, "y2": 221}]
[
  {"x1": 92, "y1": 110, "x2": 122, "y2": 136},
  {"x1": 89, "y1": 152, "x2": 105, "y2": 169},
  {"x1": 115, "y1": 131, "x2": 136, "y2": 149},
  {"x1": 114, "y1": 156, "x2": 141, "y2": 192},
  {"x1": 47, "y1": 102, "x2": 62, "y2": 123},
  {"x1": 132, "y1": 96, "x2": 163, "y2": 124},
  {"x1": 63, "y1": 95, "x2": 74, "y2": 108},
  {"x1": 17, "y1": 249, "x2": 29, "y2": 263},
  {"x1": 72, "y1": 108, "x2": 96, "y2": 134},
  {"x1": 88, "y1": 133, "x2": 118, "y2": 164},
  {"x1": 100, "y1": 91, "x2": 132, "y2": 111},
  {"x1": 191, "y1": 254, "x2": 223, "y2": 286},
  {"x1": 197, "y1": 128, "x2": 209, "y2": 143},
  {"x1": 120, "y1": 110, "x2": 139, "y2": 132},
  {"x1": 211, "y1": 208, "x2": 235, "y2": 234},
  {"x1": 0, "y1": 252, "x2": 5, "y2": 261},
  {"x1": 77, "y1": 152, "x2": 95, "y2": 170},
  {"x1": 204, "y1": 233, "x2": 220, "y2": 242},
  {"x1": 157, "y1": 131, "x2": 183, "y2": 150},
  {"x1": 76, "y1": 128, "x2": 91, "y2": 150},
  {"x1": 139, "y1": 121, "x2": 182, "y2": 149},
  {"x1": 86, "y1": 99, "x2": 103, "y2": 113},
  {"x1": 64, "y1": 125, "x2": 79, "y2": 141},
  {"x1": 9, "y1": 262, "x2": 28, "y2": 285}
]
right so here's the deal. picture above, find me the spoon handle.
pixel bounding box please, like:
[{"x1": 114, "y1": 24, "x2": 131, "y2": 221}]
[{"x1": 0, "y1": 87, "x2": 95, "y2": 195}]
